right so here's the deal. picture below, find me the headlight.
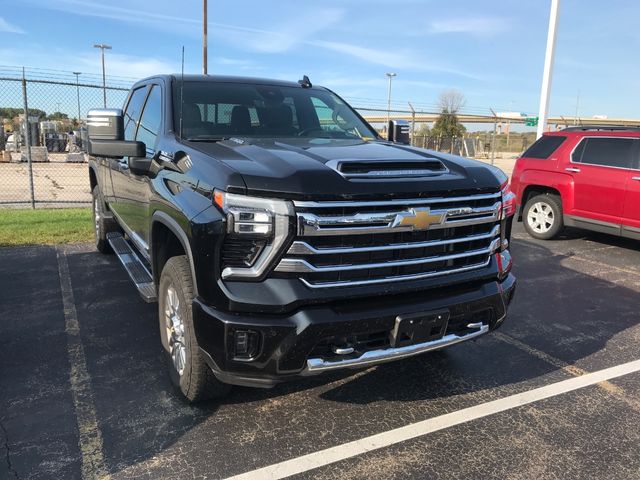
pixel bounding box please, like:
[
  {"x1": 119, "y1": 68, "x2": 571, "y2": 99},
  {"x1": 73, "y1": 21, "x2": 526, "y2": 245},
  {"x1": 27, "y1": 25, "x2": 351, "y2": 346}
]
[
  {"x1": 500, "y1": 182, "x2": 517, "y2": 219},
  {"x1": 214, "y1": 190, "x2": 293, "y2": 280}
]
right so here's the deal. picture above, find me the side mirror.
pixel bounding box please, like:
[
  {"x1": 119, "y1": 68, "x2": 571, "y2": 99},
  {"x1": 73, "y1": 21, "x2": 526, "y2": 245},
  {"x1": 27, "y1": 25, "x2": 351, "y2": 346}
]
[
  {"x1": 388, "y1": 119, "x2": 411, "y2": 145},
  {"x1": 87, "y1": 108, "x2": 124, "y2": 141},
  {"x1": 89, "y1": 139, "x2": 146, "y2": 159},
  {"x1": 87, "y1": 108, "x2": 146, "y2": 160}
]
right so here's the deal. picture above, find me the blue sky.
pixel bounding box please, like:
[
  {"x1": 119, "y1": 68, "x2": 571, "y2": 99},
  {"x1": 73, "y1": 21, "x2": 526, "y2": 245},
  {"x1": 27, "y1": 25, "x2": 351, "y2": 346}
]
[{"x1": 1, "y1": 0, "x2": 639, "y2": 120}]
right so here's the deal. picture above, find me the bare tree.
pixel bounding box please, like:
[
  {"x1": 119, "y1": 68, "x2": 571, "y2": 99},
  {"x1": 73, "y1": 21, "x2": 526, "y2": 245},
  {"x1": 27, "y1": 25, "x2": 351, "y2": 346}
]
[
  {"x1": 433, "y1": 90, "x2": 467, "y2": 138},
  {"x1": 438, "y1": 90, "x2": 466, "y2": 114}
]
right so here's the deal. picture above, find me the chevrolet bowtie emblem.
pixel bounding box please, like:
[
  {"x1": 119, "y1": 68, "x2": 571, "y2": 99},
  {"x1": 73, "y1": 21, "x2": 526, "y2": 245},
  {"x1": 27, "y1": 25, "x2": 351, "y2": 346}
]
[{"x1": 393, "y1": 208, "x2": 445, "y2": 230}]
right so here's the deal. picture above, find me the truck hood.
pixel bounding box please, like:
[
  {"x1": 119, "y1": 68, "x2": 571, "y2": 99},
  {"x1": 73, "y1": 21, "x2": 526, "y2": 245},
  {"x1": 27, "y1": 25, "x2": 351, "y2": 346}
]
[{"x1": 186, "y1": 138, "x2": 505, "y2": 200}]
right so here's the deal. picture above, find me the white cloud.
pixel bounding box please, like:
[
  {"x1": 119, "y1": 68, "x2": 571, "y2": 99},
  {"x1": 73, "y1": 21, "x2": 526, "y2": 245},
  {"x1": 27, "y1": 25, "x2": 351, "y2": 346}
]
[
  {"x1": 28, "y1": 0, "x2": 344, "y2": 54},
  {"x1": 0, "y1": 45, "x2": 174, "y2": 80},
  {"x1": 0, "y1": 17, "x2": 25, "y2": 34},
  {"x1": 77, "y1": 52, "x2": 176, "y2": 79},
  {"x1": 428, "y1": 17, "x2": 509, "y2": 36},
  {"x1": 310, "y1": 40, "x2": 482, "y2": 80},
  {"x1": 209, "y1": 8, "x2": 344, "y2": 53}
]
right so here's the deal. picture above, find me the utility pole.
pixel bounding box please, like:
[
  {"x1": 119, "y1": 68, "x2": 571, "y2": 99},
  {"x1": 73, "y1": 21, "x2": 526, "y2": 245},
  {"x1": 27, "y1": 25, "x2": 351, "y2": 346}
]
[
  {"x1": 536, "y1": 0, "x2": 560, "y2": 138},
  {"x1": 408, "y1": 102, "x2": 416, "y2": 146},
  {"x1": 203, "y1": 0, "x2": 208, "y2": 74},
  {"x1": 574, "y1": 90, "x2": 580, "y2": 125},
  {"x1": 506, "y1": 100, "x2": 513, "y2": 151},
  {"x1": 93, "y1": 44, "x2": 112, "y2": 108},
  {"x1": 490, "y1": 108, "x2": 498, "y2": 165},
  {"x1": 73, "y1": 72, "x2": 81, "y2": 124},
  {"x1": 385, "y1": 72, "x2": 396, "y2": 138}
]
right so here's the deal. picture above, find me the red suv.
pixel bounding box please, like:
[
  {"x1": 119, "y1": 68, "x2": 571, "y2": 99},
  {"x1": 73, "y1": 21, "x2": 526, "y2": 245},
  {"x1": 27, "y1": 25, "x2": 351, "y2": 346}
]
[{"x1": 511, "y1": 127, "x2": 640, "y2": 240}]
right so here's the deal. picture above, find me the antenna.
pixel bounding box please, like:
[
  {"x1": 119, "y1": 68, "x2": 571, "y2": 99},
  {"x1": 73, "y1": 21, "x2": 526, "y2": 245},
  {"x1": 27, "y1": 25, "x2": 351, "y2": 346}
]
[
  {"x1": 179, "y1": 46, "x2": 185, "y2": 140},
  {"x1": 298, "y1": 75, "x2": 312, "y2": 88}
]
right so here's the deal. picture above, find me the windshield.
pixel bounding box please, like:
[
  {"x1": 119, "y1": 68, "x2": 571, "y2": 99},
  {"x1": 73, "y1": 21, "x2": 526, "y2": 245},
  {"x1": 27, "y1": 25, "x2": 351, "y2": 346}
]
[{"x1": 173, "y1": 81, "x2": 377, "y2": 141}]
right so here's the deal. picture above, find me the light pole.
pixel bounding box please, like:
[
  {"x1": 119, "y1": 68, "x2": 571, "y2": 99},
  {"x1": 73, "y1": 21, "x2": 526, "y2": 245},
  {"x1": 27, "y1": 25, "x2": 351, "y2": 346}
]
[
  {"x1": 203, "y1": 0, "x2": 208, "y2": 74},
  {"x1": 385, "y1": 72, "x2": 396, "y2": 137},
  {"x1": 73, "y1": 72, "x2": 81, "y2": 124},
  {"x1": 93, "y1": 44, "x2": 112, "y2": 108},
  {"x1": 536, "y1": 0, "x2": 560, "y2": 138}
]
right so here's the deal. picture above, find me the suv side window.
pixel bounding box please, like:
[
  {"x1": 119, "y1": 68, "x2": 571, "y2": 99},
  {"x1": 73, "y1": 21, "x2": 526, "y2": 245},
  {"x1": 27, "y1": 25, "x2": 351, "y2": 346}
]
[
  {"x1": 136, "y1": 85, "x2": 162, "y2": 154},
  {"x1": 124, "y1": 86, "x2": 149, "y2": 141},
  {"x1": 572, "y1": 137, "x2": 637, "y2": 169},
  {"x1": 521, "y1": 135, "x2": 566, "y2": 159}
]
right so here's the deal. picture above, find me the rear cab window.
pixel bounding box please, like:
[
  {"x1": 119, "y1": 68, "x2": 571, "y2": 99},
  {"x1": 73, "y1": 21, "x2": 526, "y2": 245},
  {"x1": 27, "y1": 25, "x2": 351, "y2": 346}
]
[{"x1": 521, "y1": 135, "x2": 567, "y2": 159}]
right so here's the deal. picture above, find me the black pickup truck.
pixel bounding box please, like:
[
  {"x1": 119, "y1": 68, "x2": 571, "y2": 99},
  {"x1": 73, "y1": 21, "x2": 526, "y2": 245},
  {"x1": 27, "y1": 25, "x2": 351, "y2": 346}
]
[{"x1": 87, "y1": 74, "x2": 516, "y2": 402}]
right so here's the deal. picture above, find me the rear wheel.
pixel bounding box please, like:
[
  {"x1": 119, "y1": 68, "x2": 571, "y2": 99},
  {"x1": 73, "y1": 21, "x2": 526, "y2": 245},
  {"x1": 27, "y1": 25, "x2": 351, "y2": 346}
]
[
  {"x1": 523, "y1": 193, "x2": 563, "y2": 240},
  {"x1": 158, "y1": 255, "x2": 231, "y2": 402},
  {"x1": 92, "y1": 185, "x2": 118, "y2": 253}
]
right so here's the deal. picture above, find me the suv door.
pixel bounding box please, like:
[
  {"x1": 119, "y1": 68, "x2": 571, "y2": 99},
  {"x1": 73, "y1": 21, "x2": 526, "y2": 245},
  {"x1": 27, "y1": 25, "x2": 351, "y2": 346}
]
[
  {"x1": 622, "y1": 142, "x2": 640, "y2": 239},
  {"x1": 111, "y1": 84, "x2": 163, "y2": 256},
  {"x1": 566, "y1": 136, "x2": 637, "y2": 233}
]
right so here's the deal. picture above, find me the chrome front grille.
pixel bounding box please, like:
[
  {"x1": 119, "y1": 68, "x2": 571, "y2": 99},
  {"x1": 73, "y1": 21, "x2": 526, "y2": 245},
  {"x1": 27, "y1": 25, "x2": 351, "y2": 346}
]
[{"x1": 274, "y1": 192, "x2": 503, "y2": 288}]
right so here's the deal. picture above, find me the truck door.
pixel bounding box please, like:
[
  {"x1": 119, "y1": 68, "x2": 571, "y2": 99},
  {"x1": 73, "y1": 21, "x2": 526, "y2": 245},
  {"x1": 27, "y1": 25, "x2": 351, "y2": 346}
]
[
  {"x1": 122, "y1": 84, "x2": 163, "y2": 250},
  {"x1": 109, "y1": 85, "x2": 150, "y2": 252},
  {"x1": 567, "y1": 137, "x2": 634, "y2": 232},
  {"x1": 622, "y1": 141, "x2": 640, "y2": 239}
]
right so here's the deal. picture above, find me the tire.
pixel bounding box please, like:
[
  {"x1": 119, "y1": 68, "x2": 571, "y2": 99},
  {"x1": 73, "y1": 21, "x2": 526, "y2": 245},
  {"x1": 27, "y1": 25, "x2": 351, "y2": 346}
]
[
  {"x1": 523, "y1": 193, "x2": 564, "y2": 240},
  {"x1": 92, "y1": 185, "x2": 119, "y2": 253},
  {"x1": 158, "y1": 255, "x2": 232, "y2": 402}
]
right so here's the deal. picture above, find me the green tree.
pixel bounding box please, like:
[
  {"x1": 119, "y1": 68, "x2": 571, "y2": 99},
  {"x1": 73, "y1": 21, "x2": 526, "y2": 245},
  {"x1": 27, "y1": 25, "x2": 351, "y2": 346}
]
[
  {"x1": 431, "y1": 90, "x2": 466, "y2": 138},
  {"x1": 47, "y1": 111, "x2": 69, "y2": 120},
  {"x1": 0, "y1": 107, "x2": 47, "y2": 119},
  {"x1": 415, "y1": 124, "x2": 431, "y2": 136}
]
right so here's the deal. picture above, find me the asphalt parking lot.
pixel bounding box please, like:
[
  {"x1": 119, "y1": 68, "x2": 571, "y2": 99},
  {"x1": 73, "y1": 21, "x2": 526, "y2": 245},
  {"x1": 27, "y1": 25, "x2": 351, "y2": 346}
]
[{"x1": 1, "y1": 222, "x2": 639, "y2": 480}]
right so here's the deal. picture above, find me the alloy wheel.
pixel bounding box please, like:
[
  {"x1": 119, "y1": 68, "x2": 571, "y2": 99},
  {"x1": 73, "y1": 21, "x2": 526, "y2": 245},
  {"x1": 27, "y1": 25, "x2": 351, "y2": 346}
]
[
  {"x1": 164, "y1": 285, "x2": 187, "y2": 376},
  {"x1": 527, "y1": 201, "x2": 554, "y2": 234}
]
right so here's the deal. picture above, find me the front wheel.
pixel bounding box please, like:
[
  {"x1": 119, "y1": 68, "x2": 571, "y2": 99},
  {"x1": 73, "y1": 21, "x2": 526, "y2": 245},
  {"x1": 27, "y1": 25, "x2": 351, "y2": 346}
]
[
  {"x1": 523, "y1": 193, "x2": 564, "y2": 240},
  {"x1": 158, "y1": 255, "x2": 232, "y2": 402}
]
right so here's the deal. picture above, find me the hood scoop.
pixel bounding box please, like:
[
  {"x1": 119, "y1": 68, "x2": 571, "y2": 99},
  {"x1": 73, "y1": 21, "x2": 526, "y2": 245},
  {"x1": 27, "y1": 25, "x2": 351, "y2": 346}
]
[{"x1": 327, "y1": 158, "x2": 448, "y2": 179}]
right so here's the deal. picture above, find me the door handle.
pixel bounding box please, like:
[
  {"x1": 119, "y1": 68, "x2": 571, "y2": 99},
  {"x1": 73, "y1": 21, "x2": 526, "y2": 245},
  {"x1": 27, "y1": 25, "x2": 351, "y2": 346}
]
[
  {"x1": 632, "y1": 176, "x2": 640, "y2": 181},
  {"x1": 565, "y1": 167, "x2": 581, "y2": 173}
]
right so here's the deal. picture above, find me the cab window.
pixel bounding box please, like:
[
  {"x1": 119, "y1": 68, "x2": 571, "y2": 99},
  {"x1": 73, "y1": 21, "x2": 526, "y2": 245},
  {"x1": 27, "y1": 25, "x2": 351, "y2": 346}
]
[
  {"x1": 136, "y1": 85, "x2": 162, "y2": 154},
  {"x1": 123, "y1": 87, "x2": 148, "y2": 141}
]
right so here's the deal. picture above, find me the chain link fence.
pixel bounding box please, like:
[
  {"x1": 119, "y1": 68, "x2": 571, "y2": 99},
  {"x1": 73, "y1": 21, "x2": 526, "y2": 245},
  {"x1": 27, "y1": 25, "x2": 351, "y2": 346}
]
[
  {"x1": 1, "y1": 67, "x2": 130, "y2": 207},
  {"x1": 1, "y1": 67, "x2": 530, "y2": 208}
]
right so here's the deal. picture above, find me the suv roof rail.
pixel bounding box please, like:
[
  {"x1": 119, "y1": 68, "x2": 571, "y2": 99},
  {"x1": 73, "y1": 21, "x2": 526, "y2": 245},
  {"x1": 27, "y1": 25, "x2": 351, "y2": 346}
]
[{"x1": 561, "y1": 125, "x2": 640, "y2": 132}]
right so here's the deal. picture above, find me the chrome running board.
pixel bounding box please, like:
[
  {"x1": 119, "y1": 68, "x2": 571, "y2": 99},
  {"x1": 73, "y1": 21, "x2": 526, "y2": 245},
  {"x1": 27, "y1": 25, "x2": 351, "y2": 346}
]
[{"x1": 107, "y1": 232, "x2": 156, "y2": 302}]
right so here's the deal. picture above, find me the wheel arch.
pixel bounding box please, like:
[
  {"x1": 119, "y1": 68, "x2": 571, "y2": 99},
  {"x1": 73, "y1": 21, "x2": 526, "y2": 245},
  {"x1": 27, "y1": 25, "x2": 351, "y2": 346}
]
[
  {"x1": 151, "y1": 211, "x2": 199, "y2": 296},
  {"x1": 516, "y1": 170, "x2": 574, "y2": 220}
]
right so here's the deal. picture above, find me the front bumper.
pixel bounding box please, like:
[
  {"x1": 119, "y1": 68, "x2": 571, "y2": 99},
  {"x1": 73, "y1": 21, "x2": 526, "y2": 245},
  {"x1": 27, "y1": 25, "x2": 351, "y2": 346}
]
[{"x1": 193, "y1": 273, "x2": 516, "y2": 388}]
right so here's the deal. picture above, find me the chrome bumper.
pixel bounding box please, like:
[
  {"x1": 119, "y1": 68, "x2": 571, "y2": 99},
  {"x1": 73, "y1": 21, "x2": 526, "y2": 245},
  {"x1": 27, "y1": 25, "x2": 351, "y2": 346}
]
[{"x1": 304, "y1": 323, "x2": 490, "y2": 374}]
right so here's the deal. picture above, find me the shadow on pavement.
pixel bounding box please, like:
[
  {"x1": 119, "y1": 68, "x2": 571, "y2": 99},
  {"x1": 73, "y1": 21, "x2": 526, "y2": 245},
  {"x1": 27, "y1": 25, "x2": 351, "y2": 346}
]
[{"x1": 1, "y1": 228, "x2": 639, "y2": 478}]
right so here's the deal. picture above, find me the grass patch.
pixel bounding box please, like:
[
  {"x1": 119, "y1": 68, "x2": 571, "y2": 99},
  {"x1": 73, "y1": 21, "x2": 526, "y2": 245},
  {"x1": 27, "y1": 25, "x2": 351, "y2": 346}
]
[{"x1": 0, "y1": 208, "x2": 93, "y2": 246}]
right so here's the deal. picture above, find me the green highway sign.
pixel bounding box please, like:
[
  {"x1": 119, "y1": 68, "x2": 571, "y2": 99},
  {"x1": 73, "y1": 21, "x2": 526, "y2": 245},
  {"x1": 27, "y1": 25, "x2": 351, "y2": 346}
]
[{"x1": 525, "y1": 116, "x2": 539, "y2": 127}]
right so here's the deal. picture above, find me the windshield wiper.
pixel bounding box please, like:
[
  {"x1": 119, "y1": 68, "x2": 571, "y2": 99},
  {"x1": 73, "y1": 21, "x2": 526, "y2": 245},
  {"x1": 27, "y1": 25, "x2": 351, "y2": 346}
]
[{"x1": 183, "y1": 135, "x2": 231, "y2": 142}]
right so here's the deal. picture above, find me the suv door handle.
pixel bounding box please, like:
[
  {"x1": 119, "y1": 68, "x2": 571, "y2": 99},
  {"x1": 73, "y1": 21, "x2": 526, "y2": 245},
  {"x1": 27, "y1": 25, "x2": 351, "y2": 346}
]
[
  {"x1": 632, "y1": 176, "x2": 640, "y2": 181},
  {"x1": 565, "y1": 167, "x2": 581, "y2": 173}
]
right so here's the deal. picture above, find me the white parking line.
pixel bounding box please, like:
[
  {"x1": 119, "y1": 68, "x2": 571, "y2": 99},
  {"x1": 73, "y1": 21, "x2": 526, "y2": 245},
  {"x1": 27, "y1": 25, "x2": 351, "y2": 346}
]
[
  {"x1": 226, "y1": 358, "x2": 640, "y2": 480},
  {"x1": 57, "y1": 248, "x2": 110, "y2": 480}
]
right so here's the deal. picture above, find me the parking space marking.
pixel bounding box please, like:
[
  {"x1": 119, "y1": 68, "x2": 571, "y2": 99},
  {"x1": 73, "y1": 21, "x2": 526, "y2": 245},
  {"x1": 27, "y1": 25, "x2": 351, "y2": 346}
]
[
  {"x1": 494, "y1": 332, "x2": 640, "y2": 413},
  {"x1": 567, "y1": 253, "x2": 640, "y2": 277},
  {"x1": 226, "y1": 359, "x2": 640, "y2": 480},
  {"x1": 57, "y1": 248, "x2": 110, "y2": 480}
]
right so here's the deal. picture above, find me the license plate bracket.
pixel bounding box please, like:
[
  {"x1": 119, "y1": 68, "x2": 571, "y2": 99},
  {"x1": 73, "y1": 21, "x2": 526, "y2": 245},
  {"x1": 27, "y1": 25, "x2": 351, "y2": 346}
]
[{"x1": 390, "y1": 310, "x2": 450, "y2": 348}]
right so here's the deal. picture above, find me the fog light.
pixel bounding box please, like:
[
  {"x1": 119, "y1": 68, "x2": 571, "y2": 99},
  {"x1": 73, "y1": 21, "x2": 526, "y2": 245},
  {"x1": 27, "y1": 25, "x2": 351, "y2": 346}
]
[
  {"x1": 234, "y1": 330, "x2": 260, "y2": 360},
  {"x1": 496, "y1": 250, "x2": 513, "y2": 280}
]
